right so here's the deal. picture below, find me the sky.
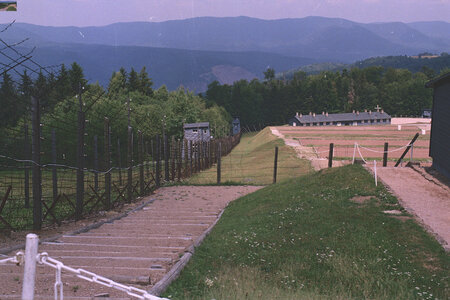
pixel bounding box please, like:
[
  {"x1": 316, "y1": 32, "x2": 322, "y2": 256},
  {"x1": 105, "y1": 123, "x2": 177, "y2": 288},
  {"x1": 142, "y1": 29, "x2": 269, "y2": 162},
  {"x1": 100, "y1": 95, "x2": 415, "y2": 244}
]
[{"x1": 1, "y1": 0, "x2": 449, "y2": 27}]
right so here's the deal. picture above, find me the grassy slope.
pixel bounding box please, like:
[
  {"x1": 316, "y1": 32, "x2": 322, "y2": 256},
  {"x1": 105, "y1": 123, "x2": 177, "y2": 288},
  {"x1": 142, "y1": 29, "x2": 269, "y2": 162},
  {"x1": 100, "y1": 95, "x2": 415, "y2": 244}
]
[
  {"x1": 165, "y1": 165, "x2": 449, "y2": 299},
  {"x1": 187, "y1": 128, "x2": 313, "y2": 185}
]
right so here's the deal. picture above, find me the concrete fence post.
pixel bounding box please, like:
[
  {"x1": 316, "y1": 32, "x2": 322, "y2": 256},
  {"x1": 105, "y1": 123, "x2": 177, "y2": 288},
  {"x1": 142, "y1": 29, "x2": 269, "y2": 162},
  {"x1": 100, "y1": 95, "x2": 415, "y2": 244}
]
[{"x1": 22, "y1": 233, "x2": 39, "y2": 300}]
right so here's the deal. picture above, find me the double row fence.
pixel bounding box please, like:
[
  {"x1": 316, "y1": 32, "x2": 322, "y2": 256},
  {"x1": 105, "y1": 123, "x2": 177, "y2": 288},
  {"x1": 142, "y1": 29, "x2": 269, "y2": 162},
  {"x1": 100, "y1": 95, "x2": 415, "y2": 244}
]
[{"x1": 0, "y1": 96, "x2": 241, "y2": 232}]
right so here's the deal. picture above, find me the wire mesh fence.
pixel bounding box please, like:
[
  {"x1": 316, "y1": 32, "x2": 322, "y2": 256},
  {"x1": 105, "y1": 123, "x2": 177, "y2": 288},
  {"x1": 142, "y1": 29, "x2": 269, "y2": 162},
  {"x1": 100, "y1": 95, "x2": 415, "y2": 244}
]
[{"x1": 0, "y1": 95, "x2": 241, "y2": 232}]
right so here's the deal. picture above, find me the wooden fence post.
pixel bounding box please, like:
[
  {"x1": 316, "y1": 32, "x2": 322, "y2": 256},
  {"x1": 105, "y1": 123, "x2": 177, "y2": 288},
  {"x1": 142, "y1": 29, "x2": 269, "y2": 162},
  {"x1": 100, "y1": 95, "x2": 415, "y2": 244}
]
[
  {"x1": 273, "y1": 146, "x2": 278, "y2": 184},
  {"x1": 75, "y1": 87, "x2": 85, "y2": 220},
  {"x1": 177, "y1": 139, "x2": 182, "y2": 181},
  {"x1": 189, "y1": 140, "x2": 193, "y2": 177},
  {"x1": 155, "y1": 135, "x2": 161, "y2": 187},
  {"x1": 164, "y1": 134, "x2": 169, "y2": 182},
  {"x1": 104, "y1": 118, "x2": 111, "y2": 210},
  {"x1": 217, "y1": 142, "x2": 221, "y2": 184},
  {"x1": 139, "y1": 131, "x2": 144, "y2": 195},
  {"x1": 24, "y1": 123, "x2": 30, "y2": 208},
  {"x1": 184, "y1": 139, "x2": 188, "y2": 177},
  {"x1": 117, "y1": 138, "x2": 122, "y2": 185},
  {"x1": 127, "y1": 126, "x2": 133, "y2": 202},
  {"x1": 383, "y1": 142, "x2": 388, "y2": 167},
  {"x1": 93, "y1": 135, "x2": 99, "y2": 192},
  {"x1": 328, "y1": 143, "x2": 334, "y2": 168},
  {"x1": 171, "y1": 136, "x2": 176, "y2": 181},
  {"x1": 51, "y1": 129, "x2": 58, "y2": 205}
]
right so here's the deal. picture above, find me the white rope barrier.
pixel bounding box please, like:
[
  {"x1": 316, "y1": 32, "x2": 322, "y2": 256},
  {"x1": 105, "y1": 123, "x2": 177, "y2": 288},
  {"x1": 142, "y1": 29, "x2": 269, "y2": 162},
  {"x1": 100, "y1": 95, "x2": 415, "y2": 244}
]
[{"x1": 357, "y1": 142, "x2": 411, "y2": 154}]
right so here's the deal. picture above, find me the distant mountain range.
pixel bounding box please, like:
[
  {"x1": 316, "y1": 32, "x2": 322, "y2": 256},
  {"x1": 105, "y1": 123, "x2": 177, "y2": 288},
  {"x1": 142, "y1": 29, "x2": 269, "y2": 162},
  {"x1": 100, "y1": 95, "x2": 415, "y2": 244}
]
[
  {"x1": 279, "y1": 55, "x2": 450, "y2": 79},
  {"x1": 2, "y1": 16, "x2": 449, "y2": 90}
]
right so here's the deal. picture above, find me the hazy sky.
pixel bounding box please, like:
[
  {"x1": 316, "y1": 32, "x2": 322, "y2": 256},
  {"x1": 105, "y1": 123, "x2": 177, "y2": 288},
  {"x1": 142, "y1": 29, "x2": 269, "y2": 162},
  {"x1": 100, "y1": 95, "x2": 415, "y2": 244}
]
[{"x1": 2, "y1": 0, "x2": 449, "y2": 27}]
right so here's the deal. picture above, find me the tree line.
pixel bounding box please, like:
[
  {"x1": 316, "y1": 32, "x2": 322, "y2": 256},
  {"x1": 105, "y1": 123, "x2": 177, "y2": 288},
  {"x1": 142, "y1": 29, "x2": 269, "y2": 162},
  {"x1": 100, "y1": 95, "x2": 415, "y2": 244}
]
[
  {"x1": 0, "y1": 63, "x2": 231, "y2": 166},
  {"x1": 204, "y1": 66, "x2": 449, "y2": 127}
]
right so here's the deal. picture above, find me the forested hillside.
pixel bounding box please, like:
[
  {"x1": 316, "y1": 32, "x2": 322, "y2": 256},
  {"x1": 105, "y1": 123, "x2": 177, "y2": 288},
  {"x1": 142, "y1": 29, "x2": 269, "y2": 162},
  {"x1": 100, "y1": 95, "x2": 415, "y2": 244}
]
[{"x1": 205, "y1": 67, "x2": 448, "y2": 127}]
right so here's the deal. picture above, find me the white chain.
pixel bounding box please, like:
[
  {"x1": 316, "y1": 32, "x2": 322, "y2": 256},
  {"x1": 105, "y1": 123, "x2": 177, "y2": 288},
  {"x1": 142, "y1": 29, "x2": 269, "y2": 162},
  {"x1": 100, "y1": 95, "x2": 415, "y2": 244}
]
[
  {"x1": 0, "y1": 251, "x2": 24, "y2": 265},
  {"x1": 37, "y1": 252, "x2": 168, "y2": 300}
]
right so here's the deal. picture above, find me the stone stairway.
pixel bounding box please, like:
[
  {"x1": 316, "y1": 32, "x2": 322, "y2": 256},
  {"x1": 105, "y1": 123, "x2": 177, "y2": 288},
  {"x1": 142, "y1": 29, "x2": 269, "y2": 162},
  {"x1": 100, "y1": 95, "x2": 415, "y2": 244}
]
[{"x1": 0, "y1": 186, "x2": 262, "y2": 299}]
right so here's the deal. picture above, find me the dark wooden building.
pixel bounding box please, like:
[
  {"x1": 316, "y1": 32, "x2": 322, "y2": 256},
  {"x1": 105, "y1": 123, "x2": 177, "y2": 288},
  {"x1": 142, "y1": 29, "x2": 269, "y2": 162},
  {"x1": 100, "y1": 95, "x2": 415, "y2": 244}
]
[
  {"x1": 289, "y1": 109, "x2": 391, "y2": 127},
  {"x1": 183, "y1": 122, "x2": 211, "y2": 142},
  {"x1": 426, "y1": 72, "x2": 450, "y2": 178}
]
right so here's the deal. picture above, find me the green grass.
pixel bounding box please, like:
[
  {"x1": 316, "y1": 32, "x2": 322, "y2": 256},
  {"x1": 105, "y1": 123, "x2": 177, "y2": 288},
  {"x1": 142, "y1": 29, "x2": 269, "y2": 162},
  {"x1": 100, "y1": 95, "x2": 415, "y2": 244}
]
[
  {"x1": 164, "y1": 165, "x2": 449, "y2": 299},
  {"x1": 186, "y1": 128, "x2": 313, "y2": 185}
]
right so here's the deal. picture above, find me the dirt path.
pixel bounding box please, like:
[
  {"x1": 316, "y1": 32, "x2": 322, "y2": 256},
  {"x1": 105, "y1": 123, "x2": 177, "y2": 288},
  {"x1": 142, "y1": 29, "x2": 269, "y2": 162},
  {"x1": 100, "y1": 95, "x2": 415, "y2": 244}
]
[
  {"x1": 0, "y1": 185, "x2": 262, "y2": 299},
  {"x1": 376, "y1": 167, "x2": 450, "y2": 251},
  {"x1": 270, "y1": 127, "x2": 347, "y2": 170}
]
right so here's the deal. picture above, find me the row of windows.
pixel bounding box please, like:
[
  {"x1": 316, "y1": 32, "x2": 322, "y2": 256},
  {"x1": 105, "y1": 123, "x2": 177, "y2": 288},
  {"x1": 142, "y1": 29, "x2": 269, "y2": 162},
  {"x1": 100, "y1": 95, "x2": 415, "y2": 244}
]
[
  {"x1": 298, "y1": 119, "x2": 389, "y2": 126},
  {"x1": 191, "y1": 129, "x2": 209, "y2": 134}
]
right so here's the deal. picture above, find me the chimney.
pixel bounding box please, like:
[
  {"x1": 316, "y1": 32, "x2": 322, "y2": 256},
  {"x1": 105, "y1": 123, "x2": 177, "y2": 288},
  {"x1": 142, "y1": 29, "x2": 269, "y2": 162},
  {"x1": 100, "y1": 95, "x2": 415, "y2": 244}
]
[
  {"x1": 300, "y1": 113, "x2": 302, "y2": 117},
  {"x1": 309, "y1": 112, "x2": 312, "y2": 116},
  {"x1": 381, "y1": 109, "x2": 384, "y2": 114},
  {"x1": 364, "y1": 109, "x2": 367, "y2": 113},
  {"x1": 369, "y1": 110, "x2": 372, "y2": 115},
  {"x1": 352, "y1": 110, "x2": 355, "y2": 114},
  {"x1": 357, "y1": 111, "x2": 359, "y2": 115},
  {"x1": 322, "y1": 111, "x2": 325, "y2": 115},
  {"x1": 326, "y1": 112, "x2": 328, "y2": 117},
  {"x1": 313, "y1": 113, "x2": 316, "y2": 117},
  {"x1": 296, "y1": 112, "x2": 299, "y2": 117}
]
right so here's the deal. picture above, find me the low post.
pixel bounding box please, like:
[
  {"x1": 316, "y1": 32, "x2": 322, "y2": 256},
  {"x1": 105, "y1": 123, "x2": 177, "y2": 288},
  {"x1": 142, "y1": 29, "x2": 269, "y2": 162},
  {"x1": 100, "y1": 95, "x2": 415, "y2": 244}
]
[
  {"x1": 328, "y1": 143, "x2": 334, "y2": 168},
  {"x1": 273, "y1": 146, "x2": 278, "y2": 184},
  {"x1": 217, "y1": 142, "x2": 222, "y2": 184},
  {"x1": 22, "y1": 233, "x2": 39, "y2": 300},
  {"x1": 383, "y1": 142, "x2": 388, "y2": 167},
  {"x1": 189, "y1": 140, "x2": 193, "y2": 176}
]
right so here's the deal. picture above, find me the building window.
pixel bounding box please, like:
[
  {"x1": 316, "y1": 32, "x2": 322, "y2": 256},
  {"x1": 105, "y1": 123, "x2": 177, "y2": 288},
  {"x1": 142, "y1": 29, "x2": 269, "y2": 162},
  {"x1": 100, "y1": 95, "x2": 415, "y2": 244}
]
[
  {"x1": 193, "y1": 129, "x2": 198, "y2": 133},
  {"x1": 204, "y1": 129, "x2": 208, "y2": 134}
]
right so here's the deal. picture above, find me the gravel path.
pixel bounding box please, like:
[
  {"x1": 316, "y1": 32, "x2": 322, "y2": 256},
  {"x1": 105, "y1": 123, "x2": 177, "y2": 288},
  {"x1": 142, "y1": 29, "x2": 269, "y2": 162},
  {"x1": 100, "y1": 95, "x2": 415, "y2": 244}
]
[
  {"x1": 0, "y1": 185, "x2": 262, "y2": 299},
  {"x1": 376, "y1": 167, "x2": 450, "y2": 251}
]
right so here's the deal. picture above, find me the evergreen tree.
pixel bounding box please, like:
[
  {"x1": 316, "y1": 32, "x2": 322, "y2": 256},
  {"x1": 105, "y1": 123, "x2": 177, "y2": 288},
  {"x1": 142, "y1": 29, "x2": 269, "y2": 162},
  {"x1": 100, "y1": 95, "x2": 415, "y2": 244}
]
[{"x1": 138, "y1": 66, "x2": 153, "y2": 96}]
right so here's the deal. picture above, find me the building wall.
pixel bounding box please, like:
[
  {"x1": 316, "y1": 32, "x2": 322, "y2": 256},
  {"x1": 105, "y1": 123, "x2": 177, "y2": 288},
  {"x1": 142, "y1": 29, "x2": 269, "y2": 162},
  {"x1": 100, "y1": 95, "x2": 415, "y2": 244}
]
[
  {"x1": 430, "y1": 82, "x2": 450, "y2": 178},
  {"x1": 184, "y1": 128, "x2": 211, "y2": 142}
]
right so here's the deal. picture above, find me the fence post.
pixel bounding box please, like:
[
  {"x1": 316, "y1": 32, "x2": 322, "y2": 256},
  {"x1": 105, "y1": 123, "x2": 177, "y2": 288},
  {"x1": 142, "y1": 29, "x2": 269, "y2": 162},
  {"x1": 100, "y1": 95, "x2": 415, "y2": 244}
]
[
  {"x1": 93, "y1": 135, "x2": 99, "y2": 192},
  {"x1": 21, "y1": 233, "x2": 39, "y2": 300},
  {"x1": 145, "y1": 141, "x2": 150, "y2": 178},
  {"x1": 127, "y1": 126, "x2": 133, "y2": 202},
  {"x1": 104, "y1": 118, "x2": 111, "y2": 210},
  {"x1": 31, "y1": 96, "x2": 42, "y2": 230},
  {"x1": 177, "y1": 139, "x2": 182, "y2": 181},
  {"x1": 328, "y1": 143, "x2": 334, "y2": 168},
  {"x1": 383, "y1": 142, "x2": 388, "y2": 167},
  {"x1": 184, "y1": 139, "x2": 188, "y2": 177},
  {"x1": 51, "y1": 129, "x2": 58, "y2": 205},
  {"x1": 138, "y1": 131, "x2": 144, "y2": 195},
  {"x1": 189, "y1": 140, "x2": 193, "y2": 177},
  {"x1": 155, "y1": 135, "x2": 161, "y2": 187},
  {"x1": 76, "y1": 94, "x2": 85, "y2": 220},
  {"x1": 164, "y1": 134, "x2": 169, "y2": 182},
  {"x1": 273, "y1": 146, "x2": 278, "y2": 184},
  {"x1": 24, "y1": 123, "x2": 30, "y2": 208},
  {"x1": 217, "y1": 142, "x2": 221, "y2": 184},
  {"x1": 117, "y1": 138, "x2": 122, "y2": 185},
  {"x1": 171, "y1": 136, "x2": 176, "y2": 181}
]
